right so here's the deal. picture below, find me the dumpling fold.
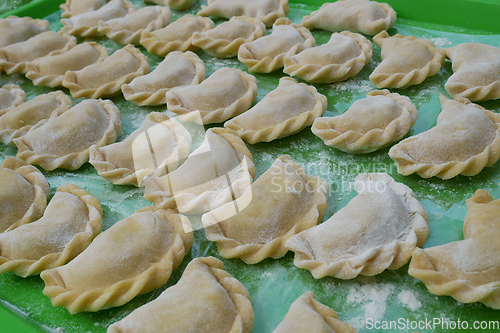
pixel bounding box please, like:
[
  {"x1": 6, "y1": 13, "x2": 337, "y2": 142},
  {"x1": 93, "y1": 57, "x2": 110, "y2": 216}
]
[
  {"x1": 89, "y1": 112, "x2": 192, "y2": 186},
  {"x1": 0, "y1": 157, "x2": 49, "y2": 234},
  {"x1": 41, "y1": 207, "x2": 193, "y2": 313},
  {"x1": 204, "y1": 155, "x2": 328, "y2": 264},
  {"x1": 0, "y1": 184, "x2": 102, "y2": 277},
  {"x1": 225, "y1": 77, "x2": 327, "y2": 144},
  {"x1": 14, "y1": 99, "x2": 122, "y2": 171},
  {"x1": 143, "y1": 127, "x2": 256, "y2": 216},
  {"x1": 286, "y1": 173, "x2": 429, "y2": 279},
  {"x1": 107, "y1": 257, "x2": 254, "y2": 333},
  {"x1": 409, "y1": 189, "x2": 500, "y2": 309},
  {"x1": 389, "y1": 95, "x2": 500, "y2": 179}
]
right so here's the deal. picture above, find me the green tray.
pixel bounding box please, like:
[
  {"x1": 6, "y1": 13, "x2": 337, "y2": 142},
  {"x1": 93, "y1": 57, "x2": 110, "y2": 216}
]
[{"x1": 1, "y1": 0, "x2": 500, "y2": 332}]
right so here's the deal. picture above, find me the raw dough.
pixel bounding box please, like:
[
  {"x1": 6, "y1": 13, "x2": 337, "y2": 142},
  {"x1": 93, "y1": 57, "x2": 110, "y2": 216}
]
[{"x1": 409, "y1": 189, "x2": 500, "y2": 309}]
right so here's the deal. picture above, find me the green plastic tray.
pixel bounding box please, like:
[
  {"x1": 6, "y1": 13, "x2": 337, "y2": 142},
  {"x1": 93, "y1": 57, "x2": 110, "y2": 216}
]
[{"x1": 1, "y1": 0, "x2": 500, "y2": 332}]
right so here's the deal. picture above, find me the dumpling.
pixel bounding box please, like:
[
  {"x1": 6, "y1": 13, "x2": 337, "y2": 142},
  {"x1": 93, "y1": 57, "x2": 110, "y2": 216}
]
[
  {"x1": 166, "y1": 67, "x2": 257, "y2": 124},
  {"x1": 60, "y1": 0, "x2": 109, "y2": 18},
  {"x1": 301, "y1": 0, "x2": 396, "y2": 36},
  {"x1": 62, "y1": 44, "x2": 150, "y2": 99},
  {"x1": 191, "y1": 16, "x2": 266, "y2": 58},
  {"x1": 0, "y1": 16, "x2": 49, "y2": 47},
  {"x1": 0, "y1": 31, "x2": 76, "y2": 75},
  {"x1": 198, "y1": 0, "x2": 289, "y2": 27},
  {"x1": 143, "y1": 0, "x2": 198, "y2": 11},
  {"x1": 140, "y1": 14, "x2": 214, "y2": 57},
  {"x1": 60, "y1": 0, "x2": 136, "y2": 37},
  {"x1": 0, "y1": 157, "x2": 49, "y2": 234},
  {"x1": 13, "y1": 99, "x2": 122, "y2": 171},
  {"x1": 143, "y1": 127, "x2": 256, "y2": 216},
  {"x1": 283, "y1": 31, "x2": 372, "y2": 83},
  {"x1": 286, "y1": 173, "x2": 429, "y2": 279},
  {"x1": 25, "y1": 42, "x2": 108, "y2": 88},
  {"x1": 0, "y1": 184, "x2": 102, "y2": 277},
  {"x1": 369, "y1": 31, "x2": 446, "y2": 88},
  {"x1": 445, "y1": 43, "x2": 500, "y2": 102},
  {"x1": 311, "y1": 89, "x2": 417, "y2": 153},
  {"x1": 0, "y1": 90, "x2": 72, "y2": 145},
  {"x1": 122, "y1": 51, "x2": 205, "y2": 106},
  {"x1": 107, "y1": 257, "x2": 254, "y2": 333},
  {"x1": 409, "y1": 189, "x2": 500, "y2": 309},
  {"x1": 41, "y1": 207, "x2": 194, "y2": 313},
  {"x1": 204, "y1": 155, "x2": 328, "y2": 264},
  {"x1": 238, "y1": 17, "x2": 315, "y2": 73},
  {"x1": 89, "y1": 112, "x2": 192, "y2": 186},
  {"x1": 0, "y1": 84, "x2": 26, "y2": 116},
  {"x1": 389, "y1": 95, "x2": 500, "y2": 179},
  {"x1": 97, "y1": 6, "x2": 171, "y2": 46},
  {"x1": 225, "y1": 77, "x2": 327, "y2": 144},
  {"x1": 272, "y1": 292, "x2": 357, "y2": 333}
]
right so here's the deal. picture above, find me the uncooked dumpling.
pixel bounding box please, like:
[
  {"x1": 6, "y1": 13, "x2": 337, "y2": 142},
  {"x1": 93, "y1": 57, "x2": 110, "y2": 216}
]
[
  {"x1": 0, "y1": 90, "x2": 72, "y2": 145},
  {"x1": 283, "y1": 31, "x2": 372, "y2": 83},
  {"x1": 140, "y1": 14, "x2": 214, "y2": 57},
  {"x1": 0, "y1": 16, "x2": 49, "y2": 47},
  {"x1": 301, "y1": 0, "x2": 396, "y2": 35},
  {"x1": 225, "y1": 77, "x2": 327, "y2": 144},
  {"x1": 25, "y1": 43, "x2": 108, "y2": 88},
  {"x1": 445, "y1": 43, "x2": 500, "y2": 102},
  {"x1": 0, "y1": 84, "x2": 26, "y2": 116},
  {"x1": 107, "y1": 257, "x2": 254, "y2": 333},
  {"x1": 198, "y1": 0, "x2": 289, "y2": 27},
  {"x1": 369, "y1": 31, "x2": 446, "y2": 88},
  {"x1": 97, "y1": 6, "x2": 171, "y2": 45},
  {"x1": 0, "y1": 184, "x2": 102, "y2": 277},
  {"x1": 273, "y1": 292, "x2": 357, "y2": 333},
  {"x1": 409, "y1": 189, "x2": 500, "y2": 309},
  {"x1": 0, "y1": 31, "x2": 76, "y2": 75},
  {"x1": 312, "y1": 89, "x2": 417, "y2": 153},
  {"x1": 41, "y1": 207, "x2": 193, "y2": 313},
  {"x1": 62, "y1": 44, "x2": 150, "y2": 99},
  {"x1": 0, "y1": 157, "x2": 49, "y2": 234},
  {"x1": 89, "y1": 112, "x2": 192, "y2": 186},
  {"x1": 143, "y1": 127, "x2": 256, "y2": 216},
  {"x1": 389, "y1": 95, "x2": 500, "y2": 179},
  {"x1": 286, "y1": 173, "x2": 429, "y2": 279},
  {"x1": 238, "y1": 17, "x2": 315, "y2": 73},
  {"x1": 60, "y1": 0, "x2": 136, "y2": 37},
  {"x1": 204, "y1": 155, "x2": 328, "y2": 264},
  {"x1": 192, "y1": 16, "x2": 266, "y2": 58},
  {"x1": 14, "y1": 99, "x2": 122, "y2": 171},
  {"x1": 166, "y1": 67, "x2": 257, "y2": 124},
  {"x1": 122, "y1": 51, "x2": 205, "y2": 106}
]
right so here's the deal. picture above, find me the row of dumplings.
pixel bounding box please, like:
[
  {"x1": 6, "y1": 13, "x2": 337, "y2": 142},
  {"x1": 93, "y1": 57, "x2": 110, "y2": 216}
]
[
  {"x1": 57, "y1": 0, "x2": 500, "y2": 104},
  {"x1": 2, "y1": 10, "x2": 499, "y2": 183}
]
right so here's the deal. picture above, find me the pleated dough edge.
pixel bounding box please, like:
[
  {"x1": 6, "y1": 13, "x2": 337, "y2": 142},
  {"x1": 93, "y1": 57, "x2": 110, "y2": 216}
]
[
  {"x1": 311, "y1": 89, "x2": 417, "y2": 153},
  {"x1": 0, "y1": 184, "x2": 102, "y2": 277},
  {"x1": 40, "y1": 207, "x2": 193, "y2": 314}
]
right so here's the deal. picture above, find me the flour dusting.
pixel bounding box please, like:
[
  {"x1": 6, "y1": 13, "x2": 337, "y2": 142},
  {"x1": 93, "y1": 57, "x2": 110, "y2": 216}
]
[
  {"x1": 346, "y1": 282, "x2": 395, "y2": 328},
  {"x1": 430, "y1": 37, "x2": 452, "y2": 48}
]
